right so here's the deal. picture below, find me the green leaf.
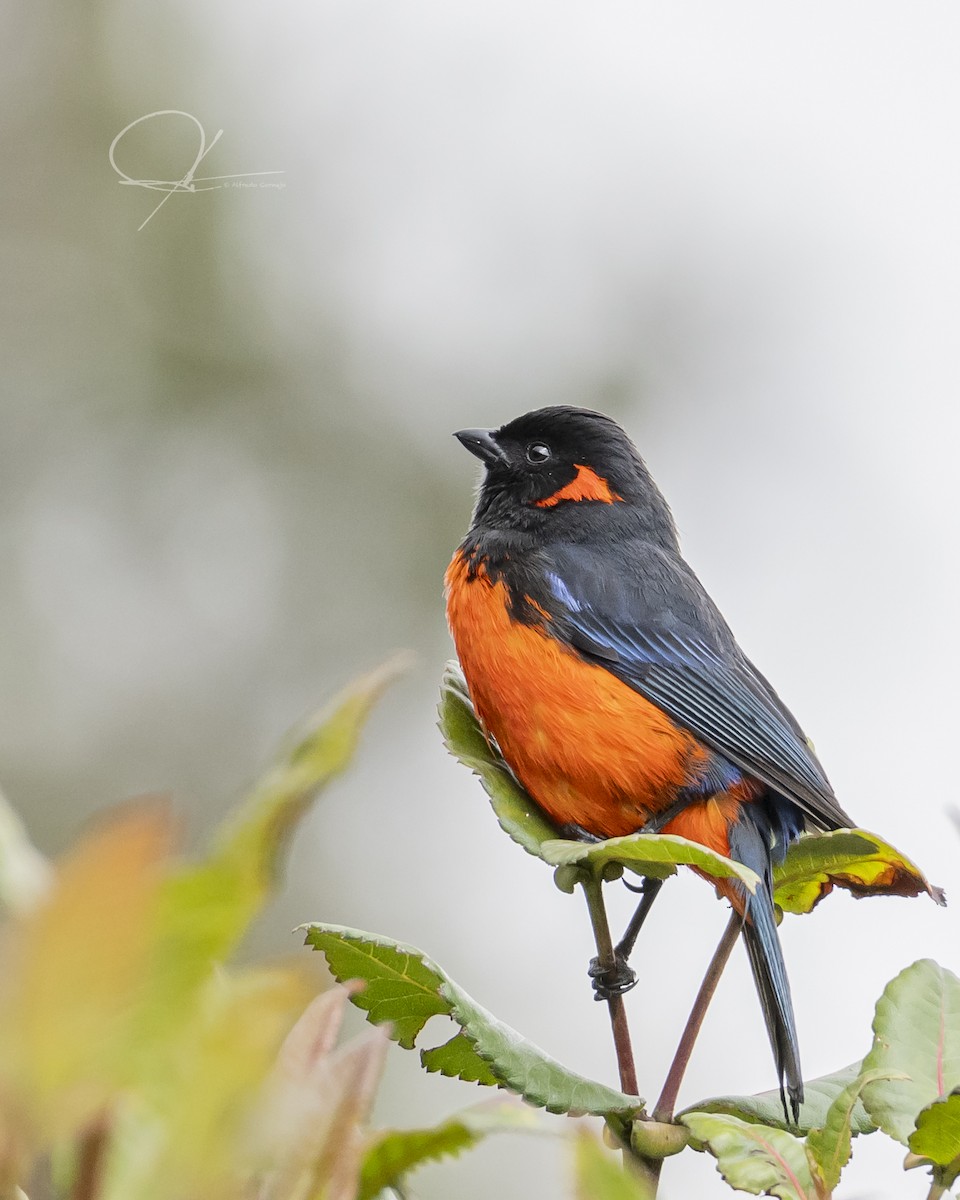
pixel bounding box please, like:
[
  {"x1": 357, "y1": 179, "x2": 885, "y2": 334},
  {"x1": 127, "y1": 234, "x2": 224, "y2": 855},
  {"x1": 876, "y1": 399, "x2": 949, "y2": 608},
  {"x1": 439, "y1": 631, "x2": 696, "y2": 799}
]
[
  {"x1": 303, "y1": 925, "x2": 451, "y2": 1051},
  {"x1": 541, "y1": 833, "x2": 759, "y2": 891},
  {"x1": 682, "y1": 1112, "x2": 818, "y2": 1200},
  {"x1": 805, "y1": 1068, "x2": 895, "y2": 1191},
  {"x1": 629, "y1": 1118, "x2": 691, "y2": 1159},
  {"x1": 304, "y1": 923, "x2": 643, "y2": 1118},
  {"x1": 774, "y1": 829, "x2": 944, "y2": 916},
  {"x1": 102, "y1": 964, "x2": 317, "y2": 1200},
  {"x1": 443, "y1": 972, "x2": 639, "y2": 1116},
  {"x1": 862, "y1": 959, "x2": 960, "y2": 1146},
  {"x1": 142, "y1": 657, "x2": 406, "y2": 1038},
  {"x1": 908, "y1": 1088, "x2": 960, "y2": 1187},
  {"x1": 684, "y1": 1061, "x2": 876, "y2": 1136},
  {"x1": 358, "y1": 1102, "x2": 541, "y2": 1200},
  {"x1": 573, "y1": 1131, "x2": 655, "y2": 1200},
  {"x1": 439, "y1": 663, "x2": 560, "y2": 857},
  {"x1": 420, "y1": 1032, "x2": 499, "y2": 1085}
]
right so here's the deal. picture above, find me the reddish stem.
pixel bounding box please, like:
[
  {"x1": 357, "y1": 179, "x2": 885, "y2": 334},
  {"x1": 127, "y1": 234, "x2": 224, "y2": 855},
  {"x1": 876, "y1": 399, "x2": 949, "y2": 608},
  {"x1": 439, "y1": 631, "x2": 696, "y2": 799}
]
[
  {"x1": 653, "y1": 911, "x2": 741, "y2": 1123},
  {"x1": 582, "y1": 876, "x2": 640, "y2": 1096},
  {"x1": 72, "y1": 1113, "x2": 110, "y2": 1200}
]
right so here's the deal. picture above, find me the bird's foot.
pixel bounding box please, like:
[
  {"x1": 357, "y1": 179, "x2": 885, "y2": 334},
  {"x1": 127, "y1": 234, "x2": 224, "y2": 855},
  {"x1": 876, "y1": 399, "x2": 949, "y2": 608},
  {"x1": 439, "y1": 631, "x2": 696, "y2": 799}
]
[{"x1": 588, "y1": 952, "x2": 637, "y2": 1000}]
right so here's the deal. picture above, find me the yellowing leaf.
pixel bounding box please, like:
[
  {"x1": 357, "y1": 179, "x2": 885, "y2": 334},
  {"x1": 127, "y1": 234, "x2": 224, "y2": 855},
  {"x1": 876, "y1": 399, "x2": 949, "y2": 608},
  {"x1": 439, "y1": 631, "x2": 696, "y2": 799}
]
[
  {"x1": 0, "y1": 801, "x2": 172, "y2": 1138},
  {"x1": 774, "y1": 829, "x2": 944, "y2": 916}
]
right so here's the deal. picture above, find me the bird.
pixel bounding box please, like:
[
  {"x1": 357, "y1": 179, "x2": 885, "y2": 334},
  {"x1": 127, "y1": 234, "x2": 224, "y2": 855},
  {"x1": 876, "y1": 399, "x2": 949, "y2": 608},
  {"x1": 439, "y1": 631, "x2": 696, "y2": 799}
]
[{"x1": 444, "y1": 405, "x2": 854, "y2": 1122}]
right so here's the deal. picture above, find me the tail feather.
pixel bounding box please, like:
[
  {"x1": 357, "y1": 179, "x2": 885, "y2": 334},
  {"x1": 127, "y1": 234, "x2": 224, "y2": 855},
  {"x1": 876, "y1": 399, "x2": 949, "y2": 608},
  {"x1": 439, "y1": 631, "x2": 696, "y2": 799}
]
[{"x1": 729, "y1": 815, "x2": 803, "y2": 1123}]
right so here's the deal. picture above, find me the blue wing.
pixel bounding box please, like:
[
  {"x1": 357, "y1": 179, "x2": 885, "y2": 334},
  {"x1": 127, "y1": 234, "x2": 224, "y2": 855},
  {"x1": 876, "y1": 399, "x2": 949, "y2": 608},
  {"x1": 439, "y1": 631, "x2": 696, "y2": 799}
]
[{"x1": 536, "y1": 542, "x2": 852, "y2": 832}]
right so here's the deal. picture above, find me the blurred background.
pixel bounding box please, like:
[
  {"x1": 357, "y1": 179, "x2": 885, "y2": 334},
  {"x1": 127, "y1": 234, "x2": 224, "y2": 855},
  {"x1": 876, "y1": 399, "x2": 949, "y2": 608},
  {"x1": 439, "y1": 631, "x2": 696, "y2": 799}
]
[{"x1": 3, "y1": 1, "x2": 959, "y2": 1195}]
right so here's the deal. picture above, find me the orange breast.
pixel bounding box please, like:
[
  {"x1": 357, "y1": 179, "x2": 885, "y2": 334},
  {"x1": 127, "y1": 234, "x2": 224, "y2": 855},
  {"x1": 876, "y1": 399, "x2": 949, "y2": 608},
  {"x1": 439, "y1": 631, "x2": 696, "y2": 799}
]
[{"x1": 445, "y1": 551, "x2": 709, "y2": 838}]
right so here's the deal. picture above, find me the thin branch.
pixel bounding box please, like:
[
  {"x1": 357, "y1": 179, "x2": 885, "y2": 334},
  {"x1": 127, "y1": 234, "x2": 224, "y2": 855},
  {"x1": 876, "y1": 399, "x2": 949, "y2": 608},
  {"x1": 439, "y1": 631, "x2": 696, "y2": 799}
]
[
  {"x1": 71, "y1": 1113, "x2": 110, "y2": 1200},
  {"x1": 581, "y1": 878, "x2": 663, "y2": 1194},
  {"x1": 581, "y1": 876, "x2": 639, "y2": 1097},
  {"x1": 653, "y1": 910, "x2": 742, "y2": 1123}
]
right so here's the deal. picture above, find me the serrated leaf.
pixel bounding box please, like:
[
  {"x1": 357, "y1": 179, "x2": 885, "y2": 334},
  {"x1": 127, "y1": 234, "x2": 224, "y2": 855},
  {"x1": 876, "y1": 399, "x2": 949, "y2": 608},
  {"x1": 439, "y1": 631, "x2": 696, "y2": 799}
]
[
  {"x1": 774, "y1": 830, "x2": 944, "y2": 916},
  {"x1": 439, "y1": 663, "x2": 560, "y2": 857},
  {"x1": 574, "y1": 1131, "x2": 655, "y2": 1200},
  {"x1": 682, "y1": 1112, "x2": 817, "y2": 1200},
  {"x1": 304, "y1": 923, "x2": 642, "y2": 1117},
  {"x1": 358, "y1": 1101, "x2": 540, "y2": 1200},
  {"x1": 541, "y1": 833, "x2": 759, "y2": 891},
  {"x1": 420, "y1": 1032, "x2": 499, "y2": 1085},
  {"x1": 861, "y1": 959, "x2": 960, "y2": 1147},
  {"x1": 142, "y1": 657, "x2": 405, "y2": 1041},
  {"x1": 684, "y1": 1062, "x2": 875, "y2": 1136},
  {"x1": 908, "y1": 1088, "x2": 960, "y2": 1186},
  {"x1": 805, "y1": 1068, "x2": 894, "y2": 1191},
  {"x1": 442, "y1": 973, "x2": 639, "y2": 1116},
  {"x1": 304, "y1": 925, "x2": 451, "y2": 1050}
]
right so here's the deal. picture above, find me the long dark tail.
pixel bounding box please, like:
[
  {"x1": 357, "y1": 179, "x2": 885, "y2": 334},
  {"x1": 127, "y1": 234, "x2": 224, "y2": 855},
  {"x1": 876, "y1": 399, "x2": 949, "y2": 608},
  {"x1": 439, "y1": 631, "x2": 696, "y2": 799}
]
[{"x1": 729, "y1": 814, "x2": 803, "y2": 1123}]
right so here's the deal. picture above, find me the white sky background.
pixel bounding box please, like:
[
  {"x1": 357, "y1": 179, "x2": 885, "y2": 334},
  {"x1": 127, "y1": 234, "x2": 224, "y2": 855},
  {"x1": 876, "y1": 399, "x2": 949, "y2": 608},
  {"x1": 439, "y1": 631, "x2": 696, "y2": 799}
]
[{"x1": 10, "y1": 1, "x2": 960, "y2": 1197}]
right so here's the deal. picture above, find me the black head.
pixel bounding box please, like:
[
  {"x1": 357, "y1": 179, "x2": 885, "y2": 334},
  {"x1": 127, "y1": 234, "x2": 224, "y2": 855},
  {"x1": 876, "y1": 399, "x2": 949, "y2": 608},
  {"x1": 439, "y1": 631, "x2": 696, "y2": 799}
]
[{"x1": 454, "y1": 406, "x2": 677, "y2": 547}]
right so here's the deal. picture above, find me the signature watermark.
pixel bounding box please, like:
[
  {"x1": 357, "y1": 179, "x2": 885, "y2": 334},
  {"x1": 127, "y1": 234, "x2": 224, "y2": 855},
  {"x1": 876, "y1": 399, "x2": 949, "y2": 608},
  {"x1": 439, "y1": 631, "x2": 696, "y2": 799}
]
[{"x1": 109, "y1": 110, "x2": 285, "y2": 231}]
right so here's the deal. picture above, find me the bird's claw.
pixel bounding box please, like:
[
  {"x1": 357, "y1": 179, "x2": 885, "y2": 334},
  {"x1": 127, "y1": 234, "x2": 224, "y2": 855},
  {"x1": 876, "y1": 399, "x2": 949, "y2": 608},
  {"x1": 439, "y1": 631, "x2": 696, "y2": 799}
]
[{"x1": 588, "y1": 953, "x2": 637, "y2": 1000}]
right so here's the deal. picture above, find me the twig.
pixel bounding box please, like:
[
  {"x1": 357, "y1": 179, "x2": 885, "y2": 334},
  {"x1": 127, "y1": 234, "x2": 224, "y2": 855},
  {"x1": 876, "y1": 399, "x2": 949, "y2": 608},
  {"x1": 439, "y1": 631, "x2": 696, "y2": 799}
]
[
  {"x1": 653, "y1": 910, "x2": 742, "y2": 1123},
  {"x1": 581, "y1": 876, "x2": 639, "y2": 1096},
  {"x1": 581, "y1": 878, "x2": 663, "y2": 1195},
  {"x1": 71, "y1": 1113, "x2": 110, "y2": 1200}
]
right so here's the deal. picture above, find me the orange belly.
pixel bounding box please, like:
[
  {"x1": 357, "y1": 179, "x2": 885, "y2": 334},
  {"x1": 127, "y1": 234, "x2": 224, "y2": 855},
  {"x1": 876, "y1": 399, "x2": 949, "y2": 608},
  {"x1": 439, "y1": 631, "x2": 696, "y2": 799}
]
[{"x1": 445, "y1": 551, "x2": 721, "y2": 840}]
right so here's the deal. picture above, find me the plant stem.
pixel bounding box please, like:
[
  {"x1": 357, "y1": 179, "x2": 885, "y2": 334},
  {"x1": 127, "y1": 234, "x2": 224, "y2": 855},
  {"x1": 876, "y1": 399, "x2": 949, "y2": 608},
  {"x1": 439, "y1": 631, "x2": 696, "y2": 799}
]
[
  {"x1": 653, "y1": 910, "x2": 742, "y2": 1123},
  {"x1": 581, "y1": 877, "x2": 662, "y2": 1193},
  {"x1": 581, "y1": 876, "x2": 639, "y2": 1097},
  {"x1": 72, "y1": 1114, "x2": 110, "y2": 1200},
  {"x1": 925, "y1": 1184, "x2": 947, "y2": 1200}
]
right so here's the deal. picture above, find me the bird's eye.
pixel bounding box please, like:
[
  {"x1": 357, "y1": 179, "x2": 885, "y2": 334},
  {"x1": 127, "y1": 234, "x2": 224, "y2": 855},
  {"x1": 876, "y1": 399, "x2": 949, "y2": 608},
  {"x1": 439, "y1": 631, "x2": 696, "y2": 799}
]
[{"x1": 526, "y1": 442, "x2": 551, "y2": 464}]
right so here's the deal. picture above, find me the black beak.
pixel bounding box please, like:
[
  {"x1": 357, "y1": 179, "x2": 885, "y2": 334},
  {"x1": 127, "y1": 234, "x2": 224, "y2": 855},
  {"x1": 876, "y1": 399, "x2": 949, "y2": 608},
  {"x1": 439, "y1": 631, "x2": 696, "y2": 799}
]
[{"x1": 453, "y1": 428, "x2": 507, "y2": 468}]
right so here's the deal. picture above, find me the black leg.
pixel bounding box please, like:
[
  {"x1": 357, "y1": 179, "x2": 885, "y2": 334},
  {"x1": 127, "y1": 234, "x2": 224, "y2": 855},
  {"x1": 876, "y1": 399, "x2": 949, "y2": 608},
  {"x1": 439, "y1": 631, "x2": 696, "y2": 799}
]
[
  {"x1": 588, "y1": 877, "x2": 665, "y2": 1000},
  {"x1": 615, "y1": 876, "x2": 665, "y2": 961},
  {"x1": 582, "y1": 792, "x2": 698, "y2": 1001}
]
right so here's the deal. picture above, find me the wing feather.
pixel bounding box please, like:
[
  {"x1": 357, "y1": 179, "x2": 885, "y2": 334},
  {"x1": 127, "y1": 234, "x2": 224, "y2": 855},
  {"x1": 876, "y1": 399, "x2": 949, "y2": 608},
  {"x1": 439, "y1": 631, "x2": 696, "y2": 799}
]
[{"x1": 539, "y1": 550, "x2": 852, "y2": 831}]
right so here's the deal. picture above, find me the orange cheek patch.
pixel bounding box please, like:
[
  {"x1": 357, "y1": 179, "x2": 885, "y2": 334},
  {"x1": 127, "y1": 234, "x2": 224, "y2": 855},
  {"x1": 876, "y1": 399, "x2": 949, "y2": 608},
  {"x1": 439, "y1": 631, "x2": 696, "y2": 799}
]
[{"x1": 535, "y1": 464, "x2": 623, "y2": 508}]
